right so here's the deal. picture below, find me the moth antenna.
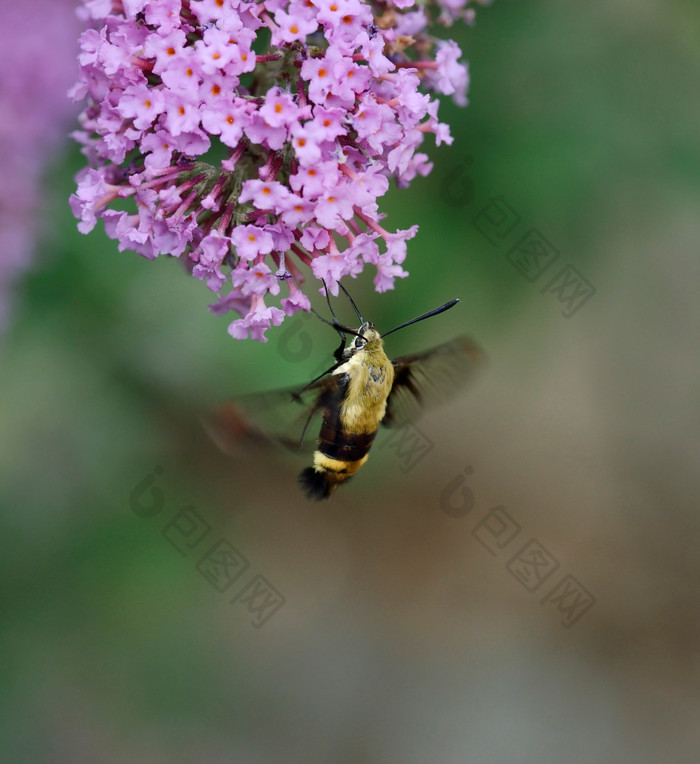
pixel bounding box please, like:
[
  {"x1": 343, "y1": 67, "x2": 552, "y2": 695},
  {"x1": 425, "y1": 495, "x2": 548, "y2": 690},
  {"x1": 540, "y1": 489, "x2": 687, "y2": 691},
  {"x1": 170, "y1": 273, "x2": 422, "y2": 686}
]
[{"x1": 382, "y1": 299, "x2": 460, "y2": 338}]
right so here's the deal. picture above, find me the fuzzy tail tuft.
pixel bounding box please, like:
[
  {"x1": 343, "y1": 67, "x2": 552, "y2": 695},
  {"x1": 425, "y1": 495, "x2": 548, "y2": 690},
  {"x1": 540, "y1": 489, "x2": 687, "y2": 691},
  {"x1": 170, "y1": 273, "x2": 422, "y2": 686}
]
[{"x1": 298, "y1": 468, "x2": 334, "y2": 501}]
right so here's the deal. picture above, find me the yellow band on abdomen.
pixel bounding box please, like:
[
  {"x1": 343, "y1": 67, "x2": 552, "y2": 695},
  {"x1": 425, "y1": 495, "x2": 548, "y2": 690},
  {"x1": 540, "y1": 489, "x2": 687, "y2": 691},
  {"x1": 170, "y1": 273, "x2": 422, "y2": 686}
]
[{"x1": 313, "y1": 451, "x2": 369, "y2": 477}]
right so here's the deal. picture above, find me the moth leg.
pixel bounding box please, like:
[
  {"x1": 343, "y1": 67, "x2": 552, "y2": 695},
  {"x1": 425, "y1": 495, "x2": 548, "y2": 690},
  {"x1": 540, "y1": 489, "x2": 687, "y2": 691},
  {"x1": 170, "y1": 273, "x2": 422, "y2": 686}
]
[
  {"x1": 299, "y1": 361, "x2": 342, "y2": 392},
  {"x1": 321, "y1": 278, "x2": 347, "y2": 362},
  {"x1": 298, "y1": 404, "x2": 318, "y2": 447}
]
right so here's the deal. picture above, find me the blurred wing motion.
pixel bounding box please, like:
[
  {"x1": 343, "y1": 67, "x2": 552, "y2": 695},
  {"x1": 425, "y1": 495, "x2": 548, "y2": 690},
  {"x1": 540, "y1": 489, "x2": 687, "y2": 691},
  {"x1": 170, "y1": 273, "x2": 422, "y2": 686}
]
[
  {"x1": 383, "y1": 336, "x2": 485, "y2": 428},
  {"x1": 205, "y1": 376, "x2": 343, "y2": 456}
]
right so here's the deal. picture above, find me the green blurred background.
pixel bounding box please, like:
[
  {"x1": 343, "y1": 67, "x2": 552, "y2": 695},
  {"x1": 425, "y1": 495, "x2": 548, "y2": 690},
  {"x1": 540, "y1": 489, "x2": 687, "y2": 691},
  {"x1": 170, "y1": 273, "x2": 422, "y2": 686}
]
[{"x1": 2, "y1": 0, "x2": 699, "y2": 761}]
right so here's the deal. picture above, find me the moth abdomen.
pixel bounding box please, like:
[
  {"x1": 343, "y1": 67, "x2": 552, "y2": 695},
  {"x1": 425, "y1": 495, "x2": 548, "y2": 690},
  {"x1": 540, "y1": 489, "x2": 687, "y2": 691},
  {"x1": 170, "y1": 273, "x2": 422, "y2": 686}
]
[{"x1": 299, "y1": 439, "x2": 372, "y2": 501}]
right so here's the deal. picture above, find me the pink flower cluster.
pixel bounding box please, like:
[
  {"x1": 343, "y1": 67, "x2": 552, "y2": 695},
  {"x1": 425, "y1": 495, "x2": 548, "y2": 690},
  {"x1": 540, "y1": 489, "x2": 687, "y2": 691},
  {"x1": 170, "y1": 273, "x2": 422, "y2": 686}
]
[{"x1": 71, "y1": 0, "x2": 478, "y2": 340}]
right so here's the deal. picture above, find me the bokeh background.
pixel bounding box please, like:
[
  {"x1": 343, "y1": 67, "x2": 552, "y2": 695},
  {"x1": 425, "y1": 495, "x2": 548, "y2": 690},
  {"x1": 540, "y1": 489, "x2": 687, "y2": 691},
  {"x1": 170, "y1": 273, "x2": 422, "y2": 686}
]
[{"x1": 2, "y1": 0, "x2": 699, "y2": 761}]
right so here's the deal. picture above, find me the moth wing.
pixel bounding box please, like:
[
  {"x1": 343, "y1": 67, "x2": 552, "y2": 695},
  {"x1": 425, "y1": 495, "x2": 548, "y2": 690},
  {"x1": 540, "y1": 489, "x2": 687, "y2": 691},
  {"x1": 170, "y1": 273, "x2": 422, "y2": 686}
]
[
  {"x1": 205, "y1": 375, "x2": 344, "y2": 456},
  {"x1": 383, "y1": 336, "x2": 485, "y2": 428}
]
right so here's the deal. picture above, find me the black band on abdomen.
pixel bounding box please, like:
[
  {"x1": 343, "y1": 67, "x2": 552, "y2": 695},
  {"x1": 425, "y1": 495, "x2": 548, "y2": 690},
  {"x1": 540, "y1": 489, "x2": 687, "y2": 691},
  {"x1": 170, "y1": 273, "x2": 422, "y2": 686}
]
[{"x1": 319, "y1": 429, "x2": 377, "y2": 462}]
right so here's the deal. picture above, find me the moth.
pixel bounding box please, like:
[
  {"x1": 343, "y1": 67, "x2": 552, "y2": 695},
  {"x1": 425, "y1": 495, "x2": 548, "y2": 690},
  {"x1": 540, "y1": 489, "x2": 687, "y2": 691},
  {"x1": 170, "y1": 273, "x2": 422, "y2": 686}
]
[{"x1": 208, "y1": 284, "x2": 483, "y2": 500}]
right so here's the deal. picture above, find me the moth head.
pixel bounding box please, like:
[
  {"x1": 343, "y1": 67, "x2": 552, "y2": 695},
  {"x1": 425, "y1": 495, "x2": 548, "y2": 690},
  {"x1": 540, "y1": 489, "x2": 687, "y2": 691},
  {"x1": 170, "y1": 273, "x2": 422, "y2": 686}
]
[{"x1": 349, "y1": 322, "x2": 381, "y2": 353}]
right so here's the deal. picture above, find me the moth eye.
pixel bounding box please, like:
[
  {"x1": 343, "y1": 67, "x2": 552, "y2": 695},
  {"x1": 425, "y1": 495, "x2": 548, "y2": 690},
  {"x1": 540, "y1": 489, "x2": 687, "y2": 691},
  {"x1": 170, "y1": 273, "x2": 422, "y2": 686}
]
[{"x1": 355, "y1": 336, "x2": 366, "y2": 349}]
